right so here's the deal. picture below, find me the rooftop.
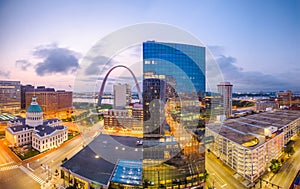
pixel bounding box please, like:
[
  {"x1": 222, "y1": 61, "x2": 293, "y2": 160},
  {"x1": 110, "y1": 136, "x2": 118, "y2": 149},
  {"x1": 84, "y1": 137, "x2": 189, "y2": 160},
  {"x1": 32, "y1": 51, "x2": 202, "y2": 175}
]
[
  {"x1": 207, "y1": 110, "x2": 300, "y2": 147},
  {"x1": 111, "y1": 160, "x2": 142, "y2": 186},
  {"x1": 35, "y1": 125, "x2": 66, "y2": 137},
  {"x1": 27, "y1": 104, "x2": 42, "y2": 113},
  {"x1": 0, "y1": 113, "x2": 19, "y2": 121},
  {"x1": 8, "y1": 125, "x2": 33, "y2": 132},
  {"x1": 61, "y1": 134, "x2": 142, "y2": 185},
  {"x1": 62, "y1": 145, "x2": 115, "y2": 186}
]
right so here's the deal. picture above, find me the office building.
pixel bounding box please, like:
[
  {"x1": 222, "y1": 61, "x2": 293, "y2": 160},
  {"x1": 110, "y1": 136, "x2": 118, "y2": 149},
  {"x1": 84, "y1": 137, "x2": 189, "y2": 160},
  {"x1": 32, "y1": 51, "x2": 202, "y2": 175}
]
[
  {"x1": 206, "y1": 110, "x2": 300, "y2": 183},
  {"x1": 142, "y1": 41, "x2": 206, "y2": 188},
  {"x1": 113, "y1": 84, "x2": 131, "y2": 109},
  {"x1": 277, "y1": 90, "x2": 292, "y2": 107},
  {"x1": 5, "y1": 96, "x2": 68, "y2": 152},
  {"x1": 104, "y1": 103, "x2": 143, "y2": 134},
  {"x1": 21, "y1": 84, "x2": 34, "y2": 109},
  {"x1": 256, "y1": 100, "x2": 278, "y2": 111},
  {"x1": 25, "y1": 90, "x2": 72, "y2": 115},
  {"x1": 217, "y1": 82, "x2": 233, "y2": 118},
  {"x1": 0, "y1": 80, "x2": 21, "y2": 113}
]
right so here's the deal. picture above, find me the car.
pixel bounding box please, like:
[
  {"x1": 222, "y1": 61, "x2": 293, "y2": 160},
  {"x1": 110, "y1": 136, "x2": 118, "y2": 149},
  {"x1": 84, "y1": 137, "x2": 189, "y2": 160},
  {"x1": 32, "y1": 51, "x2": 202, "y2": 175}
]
[{"x1": 136, "y1": 140, "x2": 143, "y2": 145}]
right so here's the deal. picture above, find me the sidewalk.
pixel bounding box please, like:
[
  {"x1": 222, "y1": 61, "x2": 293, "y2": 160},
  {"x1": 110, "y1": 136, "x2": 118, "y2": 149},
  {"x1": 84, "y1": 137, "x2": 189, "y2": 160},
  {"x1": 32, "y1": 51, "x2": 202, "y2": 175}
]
[{"x1": 23, "y1": 134, "x2": 82, "y2": 164}]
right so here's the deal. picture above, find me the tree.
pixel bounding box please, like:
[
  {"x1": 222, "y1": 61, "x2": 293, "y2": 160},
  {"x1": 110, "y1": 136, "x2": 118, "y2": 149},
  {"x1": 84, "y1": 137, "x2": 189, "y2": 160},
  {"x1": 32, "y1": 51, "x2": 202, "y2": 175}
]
[
  {"x1": 203, "y1": 170, "x2": 209, "y2": 182},
  {"x1": 269, "y1": 159, "x2": 280, "y2": 173},
  {"x1": 280, "y1": 158, "x2": 284, "y2": 164},
  {"x1": 284, "y1": 146, "x2": 295, "y2": 157}
]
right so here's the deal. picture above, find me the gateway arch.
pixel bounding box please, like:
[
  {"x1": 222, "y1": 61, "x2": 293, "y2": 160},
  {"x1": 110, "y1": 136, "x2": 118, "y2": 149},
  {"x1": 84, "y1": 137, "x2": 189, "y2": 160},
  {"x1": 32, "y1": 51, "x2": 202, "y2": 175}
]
[{"x1": 97, "y1": 65, "x2": 142, "y2": 106}]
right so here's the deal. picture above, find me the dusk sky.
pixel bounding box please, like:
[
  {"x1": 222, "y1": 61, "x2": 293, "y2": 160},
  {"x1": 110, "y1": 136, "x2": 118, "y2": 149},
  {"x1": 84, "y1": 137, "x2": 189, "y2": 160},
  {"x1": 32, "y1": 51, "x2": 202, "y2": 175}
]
[{"x1": 0, "y1": 0, "x2": 299, "y2": 92}]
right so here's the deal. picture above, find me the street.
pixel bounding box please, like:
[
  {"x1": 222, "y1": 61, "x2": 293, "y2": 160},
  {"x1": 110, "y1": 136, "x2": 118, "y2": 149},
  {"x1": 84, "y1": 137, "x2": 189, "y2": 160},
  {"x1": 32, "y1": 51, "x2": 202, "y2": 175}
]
[
  {"x1": 269, "y1": 136, "x2": 300, "y2": 188},
  {"x1": 0, "y1": 134, "x2": 85, "y2": 189},
  {"x1": 206, "y1": 152, "x2": 246, "y2": 189}
]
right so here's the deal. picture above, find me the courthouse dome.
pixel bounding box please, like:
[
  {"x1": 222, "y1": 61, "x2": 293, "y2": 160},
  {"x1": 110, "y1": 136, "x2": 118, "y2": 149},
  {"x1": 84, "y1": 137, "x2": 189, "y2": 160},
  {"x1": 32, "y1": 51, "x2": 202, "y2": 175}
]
[{"x1": 27, "y1": 96, "x2": 42, "y2": 113}]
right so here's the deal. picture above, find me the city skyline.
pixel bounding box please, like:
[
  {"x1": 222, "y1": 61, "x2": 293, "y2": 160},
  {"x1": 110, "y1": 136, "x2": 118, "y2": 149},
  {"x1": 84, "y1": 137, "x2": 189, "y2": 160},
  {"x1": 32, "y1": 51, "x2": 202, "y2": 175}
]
[{"x1": 0, "y1": 0, "x2": 299, "y2": 92}]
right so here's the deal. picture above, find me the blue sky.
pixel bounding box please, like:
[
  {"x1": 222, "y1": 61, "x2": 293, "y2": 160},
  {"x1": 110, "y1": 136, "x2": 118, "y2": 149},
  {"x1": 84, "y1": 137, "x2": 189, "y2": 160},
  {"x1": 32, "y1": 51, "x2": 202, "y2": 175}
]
[{"x1": 0, "y1": 0, "x2": 299, "y2": 92}]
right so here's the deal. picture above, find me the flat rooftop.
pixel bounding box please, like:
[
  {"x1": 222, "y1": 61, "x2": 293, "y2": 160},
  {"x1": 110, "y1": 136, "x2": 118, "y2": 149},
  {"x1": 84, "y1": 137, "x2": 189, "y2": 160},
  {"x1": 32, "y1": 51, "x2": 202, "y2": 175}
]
[
  {"x1": 207, "y1": 110, "x2": 300, "y2": 147},
  {"x1": 111, "y1": 160, "x2": 142, "y2": 186},
  {"x1": 61, "y1": 134, "x2": 142, "y2": 185}
]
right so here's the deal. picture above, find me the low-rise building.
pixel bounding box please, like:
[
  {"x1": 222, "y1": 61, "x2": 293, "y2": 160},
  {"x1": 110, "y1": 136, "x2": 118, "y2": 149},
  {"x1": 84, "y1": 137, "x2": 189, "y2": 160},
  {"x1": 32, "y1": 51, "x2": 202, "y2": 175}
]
[
  {"x1": 61, "y1": 134, "x2": 143, "y2": 189},
  {"x1": 206, "y1": 110, "x2": 300, "y2": 183},
  {"x1": 256, "y1": 100, "x2": 278, "y2": 111},
  {"x1": 5, "y1": 96, "x2": 68, "y2": 152},
  {"x1": 104, "y1": 103, "x2": 143, "y2": 134}
]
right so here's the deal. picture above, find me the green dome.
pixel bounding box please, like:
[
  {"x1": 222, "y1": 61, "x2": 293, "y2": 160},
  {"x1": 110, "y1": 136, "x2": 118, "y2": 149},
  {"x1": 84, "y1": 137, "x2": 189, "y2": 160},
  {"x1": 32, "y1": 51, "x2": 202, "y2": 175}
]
[{"x1": 27, "y1": 104, "x2": 43, "y2": 113}]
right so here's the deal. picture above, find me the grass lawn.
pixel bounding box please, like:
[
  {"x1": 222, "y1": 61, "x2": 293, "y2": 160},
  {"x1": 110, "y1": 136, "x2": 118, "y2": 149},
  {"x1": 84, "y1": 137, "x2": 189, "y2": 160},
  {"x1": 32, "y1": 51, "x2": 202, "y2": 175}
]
[{"x1": 10, "y1": 147, "x2": 40, "y2": 160}]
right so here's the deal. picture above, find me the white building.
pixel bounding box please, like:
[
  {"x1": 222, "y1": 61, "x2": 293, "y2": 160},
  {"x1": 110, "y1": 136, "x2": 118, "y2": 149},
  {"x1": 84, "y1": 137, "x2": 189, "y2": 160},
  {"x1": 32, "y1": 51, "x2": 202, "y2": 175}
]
[
  {"x1": 113, "y1": 84, "x2": 131, "y2": 109},
  {"x1": 206, "y1": 110, "x2": 300, "y2": 183},
  {"x1": 5, "y1": 96, "x2": 68, "y2": 152}
]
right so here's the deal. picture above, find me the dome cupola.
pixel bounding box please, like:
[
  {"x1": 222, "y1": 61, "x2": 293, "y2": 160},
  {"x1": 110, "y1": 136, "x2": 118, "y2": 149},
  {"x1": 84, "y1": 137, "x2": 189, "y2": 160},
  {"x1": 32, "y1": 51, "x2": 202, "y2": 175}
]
[{"x1": 25, "y1": 96, "x2": 43, "y2": 127}]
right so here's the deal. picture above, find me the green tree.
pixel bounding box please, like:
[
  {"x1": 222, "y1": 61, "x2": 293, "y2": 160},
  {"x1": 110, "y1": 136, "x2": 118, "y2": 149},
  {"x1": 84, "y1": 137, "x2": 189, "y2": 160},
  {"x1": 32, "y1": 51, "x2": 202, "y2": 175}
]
[
  {"x1": 203, "y1": 170, "x2": 209, "y2": 181},
  {"x1": 284, "y1": 146, "x2": 295, "y2": 157},
  {"x1": 269, "y1": 159, "x2": 280, "y2": 173}
]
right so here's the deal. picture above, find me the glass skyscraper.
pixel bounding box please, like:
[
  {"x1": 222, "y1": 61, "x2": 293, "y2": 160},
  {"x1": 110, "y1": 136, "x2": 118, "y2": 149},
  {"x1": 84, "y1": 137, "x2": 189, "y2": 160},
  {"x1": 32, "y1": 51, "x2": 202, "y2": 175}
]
[{"x1": 143, "y1": 41, "x2": 206, "y2": 188}]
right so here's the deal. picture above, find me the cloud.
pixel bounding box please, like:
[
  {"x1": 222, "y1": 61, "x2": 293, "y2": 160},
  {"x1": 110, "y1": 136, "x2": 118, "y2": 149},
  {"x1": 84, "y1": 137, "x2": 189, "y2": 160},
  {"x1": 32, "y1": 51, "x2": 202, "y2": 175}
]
[
  {"x1": 0, "y1": 70, "x2": 10, "y2": 78},
  {"x1": 209, "y1": 46, "x2": 293, "y2": 91},
  {"x1": 33, "y1": 44, "x2": 80, "y2": 76},
  {"x1": 84, "y1": 56, "x2": 112, "y2": 75},
  {"x1": 15, "y1": 60, "x2": 32, "y2": 70}
]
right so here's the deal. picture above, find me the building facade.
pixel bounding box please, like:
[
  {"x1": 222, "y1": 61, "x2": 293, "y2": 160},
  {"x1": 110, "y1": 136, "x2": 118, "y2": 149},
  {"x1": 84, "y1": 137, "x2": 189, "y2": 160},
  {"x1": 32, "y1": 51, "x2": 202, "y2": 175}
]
[
  {"x1": 256, "y1": 100, "x2": 279, "y2": 111},
  {"x1": 113, "y1": 84, "x2": 131, "y2": 109},
  {"x1": 217, "y1": 82, "x2": 233, "y2": 118},
  {"x1": 0, "y1": 80, "x2": 21, "y2": 113},
  {"x1": 104, "y1": 103, "x2": 143, "y2": 134},
  {"x1": 206, "y1": 110, "x2": 300, "y2": 183},
  {"x1": 142, "y1": 41, "x2": 206, "y2": 188},
  {"x1": 5, "y1": 96, "x2": 68, "y2": 152},
  {"x1": 21, "y1": 84, "x2": 34, "y2": 109},
  {"x1": 277, "y1": 90, "x2": 292, "y2": 107},
  {"x1": 25, "y1": 90, "x2": 72, "y2": 115}
]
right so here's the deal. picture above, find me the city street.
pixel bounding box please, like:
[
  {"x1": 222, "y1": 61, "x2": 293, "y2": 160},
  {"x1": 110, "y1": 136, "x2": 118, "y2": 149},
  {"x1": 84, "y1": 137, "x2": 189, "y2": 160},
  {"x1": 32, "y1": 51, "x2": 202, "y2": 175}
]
[
  {"x1": 0, "y1": 133, "x2": 85, "y2": 189},
  {"x1": 206, "y1": 152, "x2": 246, "y2": 189},
  {"x1": 0, "y1": 168, "x2": 40, "y2": 189},
  {"x1": 269, "y1": 136, "x2": 300, "y2": 188}
]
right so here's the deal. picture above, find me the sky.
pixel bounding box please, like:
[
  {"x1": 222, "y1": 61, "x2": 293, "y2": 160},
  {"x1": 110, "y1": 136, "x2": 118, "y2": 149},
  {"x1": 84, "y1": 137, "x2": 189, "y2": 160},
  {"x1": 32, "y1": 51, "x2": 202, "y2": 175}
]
[{"x1": 0, "y1": 0, "x2": 299, "y2": 92}]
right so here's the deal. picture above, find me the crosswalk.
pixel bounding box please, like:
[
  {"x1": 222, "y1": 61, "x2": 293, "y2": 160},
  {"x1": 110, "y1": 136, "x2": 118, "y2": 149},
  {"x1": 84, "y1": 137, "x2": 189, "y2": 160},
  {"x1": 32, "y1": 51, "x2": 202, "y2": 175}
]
[
  {"x1": 19, "y1": 166, "x2": 46, "y2": 185},
  {"x1": 0, "y1": 164, "x2": 19, "y2": 171}
]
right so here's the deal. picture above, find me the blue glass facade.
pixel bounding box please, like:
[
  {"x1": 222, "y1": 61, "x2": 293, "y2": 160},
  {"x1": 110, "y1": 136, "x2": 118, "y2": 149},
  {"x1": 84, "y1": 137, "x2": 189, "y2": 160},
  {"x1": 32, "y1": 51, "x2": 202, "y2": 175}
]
[
  {"x1": 142, "y1": 41, "x2": 206, "y2": 188},
  {"x1": 143, "y1": 41, "x2": 205, "y2": 94}
]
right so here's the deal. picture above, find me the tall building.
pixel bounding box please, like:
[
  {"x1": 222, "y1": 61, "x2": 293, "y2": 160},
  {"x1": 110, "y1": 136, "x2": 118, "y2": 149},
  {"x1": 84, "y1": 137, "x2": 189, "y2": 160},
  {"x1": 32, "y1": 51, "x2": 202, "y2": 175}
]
[
  {"x1": 21, "y1": 84, "x2": 34, "y2": 109},
  {"x1": 143, "y1": 41, "x2": 206, "y2": 188},
  {"x1": 277, "y1": 90, "x2": 292, "y2": 107},
  {"x1": 0, "y1": 80, "x2": 21, "y2": 113},
  {"x1": 217, "y1": 82, "x2": 233, "y2": 118},
  {"x1": 113, "y1": 84, "x2": 131, "y2": 109}
]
